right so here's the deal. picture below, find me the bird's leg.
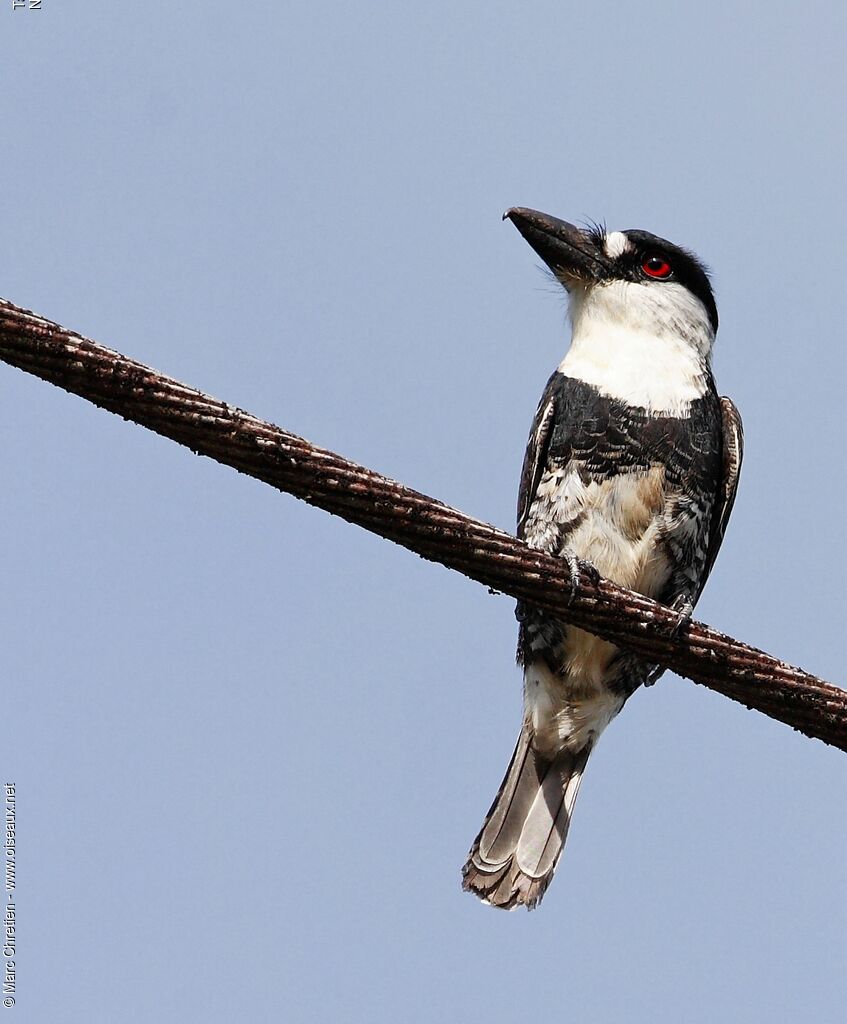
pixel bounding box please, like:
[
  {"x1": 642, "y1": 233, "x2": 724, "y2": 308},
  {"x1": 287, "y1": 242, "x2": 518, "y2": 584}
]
[
  {"x1": 668, "y1": 594, "x2": 694, "y2": 636},
  {"x1": 514, "y1": 547, "x2": 599, "y2": 622},
  {"x1": 562, "y1": 547, "x2": 600, "y2": 606},
  {"x1": 644, "y1": 594, "x2": 695, "y2": 687}
]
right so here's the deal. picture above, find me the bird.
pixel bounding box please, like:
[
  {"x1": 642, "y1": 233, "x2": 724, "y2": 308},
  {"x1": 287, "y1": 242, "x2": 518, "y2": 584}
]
[{"x1": 462, "y1": 208, "x2": 743, "y2": 910}]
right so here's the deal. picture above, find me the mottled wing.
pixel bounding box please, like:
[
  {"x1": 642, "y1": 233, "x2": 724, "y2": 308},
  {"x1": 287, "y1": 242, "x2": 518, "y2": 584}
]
[
  {"x1": 517, "y1": 376, "x2": 558, "y2": 539},
  {"x1": 699, "y1": 396, "x2": 743, "y2": 595}
]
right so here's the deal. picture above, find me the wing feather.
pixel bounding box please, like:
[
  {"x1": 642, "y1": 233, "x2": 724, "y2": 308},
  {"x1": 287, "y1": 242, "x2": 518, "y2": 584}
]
[
  {"x1": 517, "y1": 381, "x2": 557, "y2": 539},
  {"x1": 699, "y1": 396, "x2": 743, "y2": 594}
]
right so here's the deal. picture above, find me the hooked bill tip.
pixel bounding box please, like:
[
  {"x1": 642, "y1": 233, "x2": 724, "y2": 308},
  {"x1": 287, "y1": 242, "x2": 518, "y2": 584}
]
[{"x1": 503, "y1": 207, "x2": 525, "y2": 223}]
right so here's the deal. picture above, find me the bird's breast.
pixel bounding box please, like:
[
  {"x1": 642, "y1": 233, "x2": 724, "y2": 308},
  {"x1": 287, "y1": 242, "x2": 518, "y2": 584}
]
[{"x1": 525, "y1": 464, "x2": 673, "y2": 597}]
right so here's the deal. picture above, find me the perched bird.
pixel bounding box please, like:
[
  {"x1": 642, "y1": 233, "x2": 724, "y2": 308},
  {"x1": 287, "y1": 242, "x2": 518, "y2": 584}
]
[{"x1": 462, "y1": 208, "x2": 743, "y2": 910}]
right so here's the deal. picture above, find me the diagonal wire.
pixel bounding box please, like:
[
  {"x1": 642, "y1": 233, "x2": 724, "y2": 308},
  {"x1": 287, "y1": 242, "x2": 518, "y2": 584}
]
[{"x1": 1, "y1": 297, "x2": 844, "y2": 750}]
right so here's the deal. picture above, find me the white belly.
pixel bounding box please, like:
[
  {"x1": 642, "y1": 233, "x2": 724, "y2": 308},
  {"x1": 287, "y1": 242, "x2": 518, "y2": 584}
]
[{"x1": 523, "y1": 465, "x2": 673, "y2": 754}]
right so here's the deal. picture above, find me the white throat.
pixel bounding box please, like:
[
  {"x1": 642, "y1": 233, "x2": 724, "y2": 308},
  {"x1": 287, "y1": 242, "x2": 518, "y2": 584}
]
[{"x1": 559, "y1": 280, "x2": 714, "y2": 415}]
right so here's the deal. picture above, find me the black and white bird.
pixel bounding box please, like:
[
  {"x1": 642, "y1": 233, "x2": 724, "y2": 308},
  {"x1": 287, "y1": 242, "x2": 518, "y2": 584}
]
[{"x1": 462, "y1": 208, "x2": 743, "y2": 910}]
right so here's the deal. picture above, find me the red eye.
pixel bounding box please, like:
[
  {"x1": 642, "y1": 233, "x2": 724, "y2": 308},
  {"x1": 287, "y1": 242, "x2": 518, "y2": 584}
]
[{"x1": 642, "y1": 255, "x2": 672, "y2": 279}]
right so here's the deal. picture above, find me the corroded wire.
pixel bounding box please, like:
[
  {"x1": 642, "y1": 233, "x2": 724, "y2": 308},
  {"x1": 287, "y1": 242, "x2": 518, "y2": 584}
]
[{"x1": 1, "y1": 297, "x2": 844, "y2": 750}]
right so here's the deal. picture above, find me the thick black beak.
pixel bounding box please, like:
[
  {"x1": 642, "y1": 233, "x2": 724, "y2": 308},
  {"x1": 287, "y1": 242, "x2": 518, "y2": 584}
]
[{"x1": 504, "y1": 207, "x2": 607, "y2": 284}]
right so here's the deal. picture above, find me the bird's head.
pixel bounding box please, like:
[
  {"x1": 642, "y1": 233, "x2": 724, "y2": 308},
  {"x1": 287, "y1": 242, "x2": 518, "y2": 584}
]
[{"x1": 505, "y1": 207, "x2": 717, "y2": 362}]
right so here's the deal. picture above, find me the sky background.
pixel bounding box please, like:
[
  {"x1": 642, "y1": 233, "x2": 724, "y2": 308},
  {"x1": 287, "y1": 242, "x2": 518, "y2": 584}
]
[{"x1": 3, "y1": 3, "x2": 847, "y2": 1021}]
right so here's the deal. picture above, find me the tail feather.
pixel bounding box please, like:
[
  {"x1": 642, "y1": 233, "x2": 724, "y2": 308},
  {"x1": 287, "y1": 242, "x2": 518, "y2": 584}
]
[{"x1": 462, "y1": 725, "x2": 591, "y2": 910}]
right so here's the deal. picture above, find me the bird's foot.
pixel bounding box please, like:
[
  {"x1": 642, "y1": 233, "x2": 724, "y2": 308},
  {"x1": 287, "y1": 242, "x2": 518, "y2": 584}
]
[
  {"x1": 668, "y1": 596, "x2": 694, "y2": 637},
  {"x1": 562, "y1": 548, "x2": 600, "y2": 605},
  {"x1": 644, "y1": 597, "x2": 693, "y2": 687}
]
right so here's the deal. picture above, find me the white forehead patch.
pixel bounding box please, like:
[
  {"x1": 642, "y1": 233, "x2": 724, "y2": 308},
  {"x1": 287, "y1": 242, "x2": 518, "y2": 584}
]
[{"x1": 603, "y1": 231, "x2": 631, "y2": 259}]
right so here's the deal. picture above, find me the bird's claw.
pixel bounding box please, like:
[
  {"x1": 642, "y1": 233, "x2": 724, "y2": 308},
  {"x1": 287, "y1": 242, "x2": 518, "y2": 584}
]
[
  {"x1": 581, "y1": 561, "x2": 602, "y2": 586},
  {"x1": 644, "y1": 597, "x2": 693, "y2": 688},
  {"x1": 669, "y1": 597, "x2": 694, "y2": 637},
  {"x1": 563, "y1": 549, "x2": 599, "y2": 605}
]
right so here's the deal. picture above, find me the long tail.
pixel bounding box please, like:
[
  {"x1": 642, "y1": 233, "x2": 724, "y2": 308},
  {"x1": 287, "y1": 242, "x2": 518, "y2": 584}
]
[{"x1": 462, "y1": 723, "x2": 591, "y2": 910}]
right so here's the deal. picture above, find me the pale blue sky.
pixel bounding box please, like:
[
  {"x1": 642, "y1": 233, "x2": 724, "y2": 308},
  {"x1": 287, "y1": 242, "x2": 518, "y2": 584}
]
[{"x1": 3, "y1": 3, "x2": 847, "y2": 1021}]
